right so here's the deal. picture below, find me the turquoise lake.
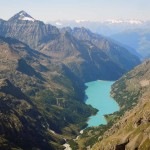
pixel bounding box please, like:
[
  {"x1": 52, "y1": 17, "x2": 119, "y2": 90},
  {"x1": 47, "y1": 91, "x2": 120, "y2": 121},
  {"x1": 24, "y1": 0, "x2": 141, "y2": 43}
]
[{"x1": 85, "y1": 80, "x2": 119, "y2": 127}]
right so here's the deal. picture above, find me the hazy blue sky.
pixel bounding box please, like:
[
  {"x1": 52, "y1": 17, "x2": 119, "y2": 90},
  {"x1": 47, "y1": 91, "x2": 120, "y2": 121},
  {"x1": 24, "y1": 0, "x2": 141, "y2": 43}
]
[{"x1": 0, "y1": 0, "x2": 149, "y2": 22}]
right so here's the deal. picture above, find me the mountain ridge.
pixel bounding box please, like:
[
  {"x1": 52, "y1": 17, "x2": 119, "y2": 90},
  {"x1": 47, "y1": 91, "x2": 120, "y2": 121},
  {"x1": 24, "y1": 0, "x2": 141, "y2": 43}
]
[
  {"x1": 49, "y1": 19, "x2": 150, "y2": 36},
  {"x1": 0, "y1": 11, "x2": 141, "y2": 81},
  {"x1": 111, "y1": 28, "x2": 150, "y2": 59},
  {"x1": 9, "y1": 10, "x2": 36, "y2": 22}
]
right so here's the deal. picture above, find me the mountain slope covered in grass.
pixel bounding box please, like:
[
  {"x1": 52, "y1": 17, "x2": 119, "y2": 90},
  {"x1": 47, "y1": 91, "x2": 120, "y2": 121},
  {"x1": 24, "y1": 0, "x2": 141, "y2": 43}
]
[
  {"x1": 92, "y1": 60, "x2": 150, "y2": 150},
  {"x1": 0, "y1": 36, "x2": 97, "y2": 150}
]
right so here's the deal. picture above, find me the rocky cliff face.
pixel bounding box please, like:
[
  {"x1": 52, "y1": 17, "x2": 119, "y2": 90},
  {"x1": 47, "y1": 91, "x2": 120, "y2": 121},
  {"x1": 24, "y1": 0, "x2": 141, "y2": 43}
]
[
  {"x1": 69, "y1": 27, "x2": 140, "y2": 71},
  {"x1": 40, "y1": 31, "x2": 126, "y2": 81},
  {"x1": 0, "y1": 11, "x2": 59, "y2": 50},
  {"x1": 92, "y1": 60, "x2": 150, "y2": 150}
]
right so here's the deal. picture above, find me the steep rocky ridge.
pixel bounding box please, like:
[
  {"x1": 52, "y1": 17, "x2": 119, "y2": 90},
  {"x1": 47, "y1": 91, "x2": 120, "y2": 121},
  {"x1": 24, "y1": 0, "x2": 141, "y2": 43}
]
[
  {"x1": 0, "y1": 13, "x2": 59, "y2": 50},
  {"x1": 0, "y1": 11, "x2": 140, "y2": 81},
  {"x1": 40, "y1": 31, "x2": 125, "y2": 81},
  {"x1": 69, "y1": 27, "x2": 140, "y2": 71}
]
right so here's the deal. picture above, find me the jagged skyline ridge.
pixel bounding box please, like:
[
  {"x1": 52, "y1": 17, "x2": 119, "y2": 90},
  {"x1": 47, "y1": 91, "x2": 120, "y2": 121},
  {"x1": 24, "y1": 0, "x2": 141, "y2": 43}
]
[{"x1": 0, "y1": 0, "x2": 150, "y2": 22}]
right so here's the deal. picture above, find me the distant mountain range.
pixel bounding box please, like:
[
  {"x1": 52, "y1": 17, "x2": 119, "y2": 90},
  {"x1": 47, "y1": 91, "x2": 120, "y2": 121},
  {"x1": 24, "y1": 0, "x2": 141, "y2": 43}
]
[
  {"x1": 0, "y1": 11, "x2": 140, "y2": 81},
  {"x1": 49, "y1": 19, "x2": 150, "y2": 59},
  {"x1": 111, "y1": 28, "x2": 150, "y2": 59},
  {"x1": 49, "y1": 19, "x2": 150, "y2": 36}
]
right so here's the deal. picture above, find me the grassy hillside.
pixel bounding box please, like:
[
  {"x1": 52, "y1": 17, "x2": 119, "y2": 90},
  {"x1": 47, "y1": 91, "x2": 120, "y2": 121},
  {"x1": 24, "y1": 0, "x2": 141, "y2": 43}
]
[
  {"x1": 92, "y1": 60, "x2": 150, "y2": 150},
  {"x1": 0, "y1": 36, "x2": 97, "y2": 150},
  {"x1": 73, "y1": 60, "x2": 150, "y2": 150}
]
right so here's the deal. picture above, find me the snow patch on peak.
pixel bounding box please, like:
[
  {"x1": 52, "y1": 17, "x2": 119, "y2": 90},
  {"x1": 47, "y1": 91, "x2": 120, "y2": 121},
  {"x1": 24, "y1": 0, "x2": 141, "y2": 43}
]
[
  {"x1": 21, "y1": 17, "x2": 35, "y2": 22},
  {"x1": 18, "y1": 11, "x2": 35, "y2": 22},
  {"x1": 128, "y1": 20, "x2": 143, "y2": 24},
  {"x1": 106, "y1": 19, "x2": 124, "y2": 24},
  {"x1": 56, "y1": 22, "x2": 62, "y2": 26},
  {"x1": 75, "y1": 20, "x2": 88, "y2": 23},
  {"x1": 105, "y1": 19, "x2": 143, "y2": 24}
]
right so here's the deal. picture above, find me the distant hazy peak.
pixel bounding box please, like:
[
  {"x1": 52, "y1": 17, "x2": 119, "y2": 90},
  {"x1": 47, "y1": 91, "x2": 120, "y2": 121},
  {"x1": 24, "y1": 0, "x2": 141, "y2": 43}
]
[{"x1": 9, "y1": 10, "x2": 35, "y2": 22}]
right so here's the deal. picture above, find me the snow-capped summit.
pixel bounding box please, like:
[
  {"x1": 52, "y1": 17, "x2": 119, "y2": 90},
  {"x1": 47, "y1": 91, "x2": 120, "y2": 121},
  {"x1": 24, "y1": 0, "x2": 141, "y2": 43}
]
[
  {"x1": 18, "y1": 11, "x2": 35, "y2": 22},
  {"x1": 9, "y1": 11, "x2": 35, "y2": 22},
  {"x1": 75, "y1": 20, "x2": 89, "y2": 23}
]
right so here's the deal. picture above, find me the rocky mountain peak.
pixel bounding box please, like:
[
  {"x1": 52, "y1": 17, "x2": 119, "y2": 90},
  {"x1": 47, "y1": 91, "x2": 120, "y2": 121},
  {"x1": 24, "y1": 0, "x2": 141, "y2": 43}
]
[{"x1": 9, "y1": 10, "x2": 35, "y2": 22}]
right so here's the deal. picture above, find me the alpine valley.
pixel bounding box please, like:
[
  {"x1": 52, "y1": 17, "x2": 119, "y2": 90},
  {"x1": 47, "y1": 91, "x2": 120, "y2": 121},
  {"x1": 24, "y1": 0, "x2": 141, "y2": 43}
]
[{"x1": 0, "y1": 11, "x2": 149, "y2": 150}]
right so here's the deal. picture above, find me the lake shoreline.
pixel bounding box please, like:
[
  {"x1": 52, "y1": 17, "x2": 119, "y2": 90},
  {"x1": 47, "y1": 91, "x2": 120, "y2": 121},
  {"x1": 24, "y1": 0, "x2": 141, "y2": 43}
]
[
  {"x1": 63, "y1": 80, "x2": 120, "y2": 149},
  {"x1": 84, "y1": 80, "x2": 120, "y2": 127}
]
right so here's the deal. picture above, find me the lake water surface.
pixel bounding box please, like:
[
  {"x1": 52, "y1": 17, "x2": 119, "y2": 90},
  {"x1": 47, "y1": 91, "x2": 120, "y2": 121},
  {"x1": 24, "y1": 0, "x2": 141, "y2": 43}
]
[{"x1": 85, "y1": 80, "x2": 119, "y2": 127}]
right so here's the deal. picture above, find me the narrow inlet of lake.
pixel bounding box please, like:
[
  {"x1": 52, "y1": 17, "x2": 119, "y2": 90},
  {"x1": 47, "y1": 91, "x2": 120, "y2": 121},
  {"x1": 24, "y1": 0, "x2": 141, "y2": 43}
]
[{"x1": 85, "y1": 80, "x2": 119, "y2": 127}]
